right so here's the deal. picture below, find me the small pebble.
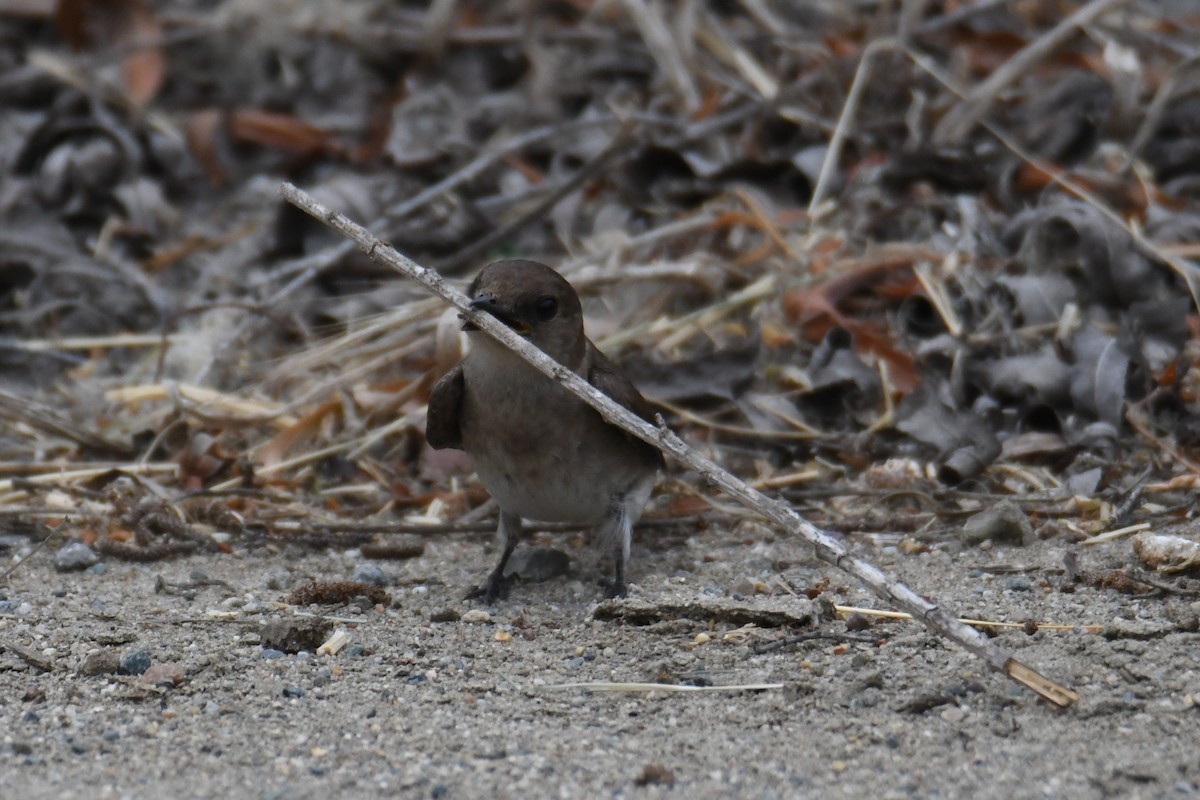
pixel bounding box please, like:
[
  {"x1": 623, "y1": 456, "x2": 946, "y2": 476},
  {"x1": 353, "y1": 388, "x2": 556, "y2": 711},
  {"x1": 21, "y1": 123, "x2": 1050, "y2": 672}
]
[
  {"x1": 729, "y1": 577, "x2": 757, "y2": 597},
  {"x1": 266, "y1": 573, "x2": 292, "y2": 591},
  {"x1": 353, "y1": 563, "x2": 388, "y2": 587},
  {"x1": 635, "y1": 764, "x2": 676, "y2": 787},
  {"x1": 845, "y1": 613, "x2": 873, "y2": 632},
  {"x1": 0, "y1": 600, "x2": 16, "y2": 615},
  {"x1": 1005, "y1": 576, "x2": 1033, "y2": 592},
  {"x1": 141, "y1": 662, "x2": 185, "y2": 688},
  {"x1": 80, "y1": 649, "x2": 121, "y2": 676},
  {"x1": 261, "y1": 618, "x2": 333, "y2": 653},
  {"x1": 119, "y1": 651, "x2": 152, "y2": 676},
  {"x1": 53, "y1": 542, "x2": 99, "y2": 572},
  {"x1": 344, "y1": 645, "x2": 366, "y2": 658},
  {"x1": 260, "y1": 648, "x2": 286, "y2": 660},
  {"x1": 941, "y1": 706, "x2": 967, "y2": 724},
  {"x1": 282, "y1": 686, "x2": 305, "y2": 698},
  {"x1": 430, "y1": 608, "x2": 461, "y2": 623},
  {"x1": 461, "y1": 609, "x2": 491, "y2": 624},
  {"x1": 962, "y1": 502, "x2": 1034, "y2": 546}
]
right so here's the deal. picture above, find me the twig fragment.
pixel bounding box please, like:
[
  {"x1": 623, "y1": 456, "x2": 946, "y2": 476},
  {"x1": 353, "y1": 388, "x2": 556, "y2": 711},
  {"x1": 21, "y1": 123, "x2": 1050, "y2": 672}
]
[
  {"x1": 3, "y1": 642, "x2": 55, "y2": 672},
  {"x1": 932, "y1": 0, "x2": 1131, "y2": 145},
  {"x1": 536, "y1": 681, "x2": 783, "y2": 693}
]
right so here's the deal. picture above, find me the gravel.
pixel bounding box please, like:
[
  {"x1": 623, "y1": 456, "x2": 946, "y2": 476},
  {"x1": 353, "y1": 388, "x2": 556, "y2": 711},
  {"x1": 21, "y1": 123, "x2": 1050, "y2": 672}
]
[{"x1": 2, "y1": 527, "x2": 1199, "y2": 799}]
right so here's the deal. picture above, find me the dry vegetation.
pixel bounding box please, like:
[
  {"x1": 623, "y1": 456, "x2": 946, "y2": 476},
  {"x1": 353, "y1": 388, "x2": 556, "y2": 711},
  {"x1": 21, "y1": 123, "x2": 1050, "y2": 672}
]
[{"x1": 3, "y1": 0, "x2": 1199, "y2": 590}]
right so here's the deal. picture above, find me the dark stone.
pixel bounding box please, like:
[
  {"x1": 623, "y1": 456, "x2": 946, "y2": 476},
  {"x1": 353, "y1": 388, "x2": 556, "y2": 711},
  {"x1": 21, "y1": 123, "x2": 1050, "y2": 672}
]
[
  {"x1": 260, "y1": 617, "x2": 334, "y2": 654},
  {"x1": 118, "y1": 650, "x2": 152, "y2": 676}
]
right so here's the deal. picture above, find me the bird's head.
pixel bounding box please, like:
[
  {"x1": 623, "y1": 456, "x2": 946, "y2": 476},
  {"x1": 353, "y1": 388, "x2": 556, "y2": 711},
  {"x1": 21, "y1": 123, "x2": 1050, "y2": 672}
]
[{"x1": 463, "y1": 260, "x2": 586, "y2": 365}]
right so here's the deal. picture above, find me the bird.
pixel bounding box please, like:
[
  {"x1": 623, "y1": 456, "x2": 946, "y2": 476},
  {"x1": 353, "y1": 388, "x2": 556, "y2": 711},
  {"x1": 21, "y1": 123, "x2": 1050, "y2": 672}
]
[{"x1": 426, "y1": 260, "x2": 663, "y2": 602}]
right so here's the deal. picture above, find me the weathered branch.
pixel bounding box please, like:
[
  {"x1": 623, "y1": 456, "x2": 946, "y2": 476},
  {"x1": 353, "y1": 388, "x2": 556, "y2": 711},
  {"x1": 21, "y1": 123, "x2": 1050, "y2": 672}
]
[{"x1": 279, "y1": 181, "x2": 1079, "y2": 708}]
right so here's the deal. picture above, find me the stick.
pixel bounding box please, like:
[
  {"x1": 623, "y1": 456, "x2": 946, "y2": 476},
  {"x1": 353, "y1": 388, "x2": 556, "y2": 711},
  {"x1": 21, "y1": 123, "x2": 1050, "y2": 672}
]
[
  {"x1": 279, "y1": 181, "x2": 1080, "y2": 708},
  {"x1": 537, "y1": 681, "x2": 784, "y2": 693}
]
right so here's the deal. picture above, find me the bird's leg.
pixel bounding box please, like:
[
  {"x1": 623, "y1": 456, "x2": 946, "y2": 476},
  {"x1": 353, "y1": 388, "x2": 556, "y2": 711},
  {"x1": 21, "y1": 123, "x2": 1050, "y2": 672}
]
[
  {"x1": 598, "y1": 506, "x2": 632, "y2": 599},
  {"x1": 466, "y1": 512, "x2": 522, "y2": 602},
  {"x1": 603, "y1": 547, "x2": 627, "y2": 599}
]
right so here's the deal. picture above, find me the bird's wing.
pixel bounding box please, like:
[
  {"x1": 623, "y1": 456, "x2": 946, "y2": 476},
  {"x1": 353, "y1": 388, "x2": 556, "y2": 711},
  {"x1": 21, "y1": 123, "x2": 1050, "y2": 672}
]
[
  {"x1": 425, "y1": 364, "x2": 465, "y2": 450},
  {"x1": 585, "y1": 344, "x2": 665, "y2": 467}
]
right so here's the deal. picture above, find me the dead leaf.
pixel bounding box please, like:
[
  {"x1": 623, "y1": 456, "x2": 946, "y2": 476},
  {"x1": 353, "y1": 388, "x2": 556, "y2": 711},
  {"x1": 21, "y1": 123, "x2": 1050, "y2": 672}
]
[
  {"x1": 230, "y1": 109, "x2": 338, "y2": 156},
  {"x1": 1132, "y1": 531, "x2": 1200, "y2": 574},
  {"x1": 55, "y1": 0, "x2": 166, "y2": 105},
  {"x1": 184, "y1": 109, "x2": 229, "y2": 186},
  {"x1": 258, "y1": 400, "x2": 343, "y2": 468}
]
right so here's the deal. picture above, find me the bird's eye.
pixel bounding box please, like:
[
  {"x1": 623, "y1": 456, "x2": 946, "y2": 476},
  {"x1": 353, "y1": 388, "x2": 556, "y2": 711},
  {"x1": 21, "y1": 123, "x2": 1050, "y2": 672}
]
[{"x1": 535, "y1": 296, "x2": 558, "y2": 321}]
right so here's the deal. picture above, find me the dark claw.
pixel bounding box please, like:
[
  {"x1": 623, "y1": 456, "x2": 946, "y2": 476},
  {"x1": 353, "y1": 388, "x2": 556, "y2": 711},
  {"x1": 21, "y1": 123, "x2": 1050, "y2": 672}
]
[
  {"x1": 601, "y1": 548, "x2": 627, "y2": 599},
  {"x1": 599, "y1": 576, "x2": 627, "y2": 599},
  {"x1": 465, "y1": 571, "x2": 512, "y2": 603}
]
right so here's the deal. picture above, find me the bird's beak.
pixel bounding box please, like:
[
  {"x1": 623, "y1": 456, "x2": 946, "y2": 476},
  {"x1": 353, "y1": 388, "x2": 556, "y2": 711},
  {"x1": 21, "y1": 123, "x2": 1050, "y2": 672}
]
[{"x1": 462, "y1": 295, "x2": 532, "y2": 335}]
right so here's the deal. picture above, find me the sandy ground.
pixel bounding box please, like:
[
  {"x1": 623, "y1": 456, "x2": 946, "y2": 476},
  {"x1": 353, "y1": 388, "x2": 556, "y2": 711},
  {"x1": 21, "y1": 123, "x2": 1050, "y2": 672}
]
[{"x1": 2, "y1": 521, "x2": 1198, "y2": 800}]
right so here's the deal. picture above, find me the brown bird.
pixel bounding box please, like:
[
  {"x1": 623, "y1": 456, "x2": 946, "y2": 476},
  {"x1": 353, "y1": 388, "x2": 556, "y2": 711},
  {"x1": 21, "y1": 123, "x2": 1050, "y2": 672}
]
[{"x1": 426, "y1": 260, "x2": 663, "y2": 602}]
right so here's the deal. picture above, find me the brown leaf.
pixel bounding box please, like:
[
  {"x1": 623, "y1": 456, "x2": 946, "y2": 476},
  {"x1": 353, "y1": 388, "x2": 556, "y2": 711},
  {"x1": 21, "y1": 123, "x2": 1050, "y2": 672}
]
[
  {"x1": 230, "y1": 109, "x2": 337, "y2": 155},
  {"x1": 175, "y1": 432, "x2": 234, "y2": 488},
  {"x1": 55, "y1": 0, "x2": 166, "y2": 104},
  {"x1": 120, "y1": 8, "x2": 165, "y2": 104},
  {"x1": 184, "y1": 108, "x2": 229, "y2": 186},
  {"x1": 782, "y1": 256, "x2": 924, "y2": 396},
  {"x1": 852, "y1": 324, "x2": 920, "y2": 394},
  {"x1": 781, "y1": 251, "x2": 932, "y2": 328},
  {"x1": 258, "y1": 400, "x2": 343, "y2": 468},
  {"x1": 659, "y1": 494, "x2": 710, "y2": 518}
]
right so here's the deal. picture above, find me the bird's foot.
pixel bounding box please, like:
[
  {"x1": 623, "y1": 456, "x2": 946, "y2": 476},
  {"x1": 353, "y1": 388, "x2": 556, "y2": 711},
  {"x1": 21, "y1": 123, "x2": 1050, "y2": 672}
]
[
  {"x1": 465, "y1": 571, "x2": 512, "y2": 603},
  {"x1": 599, "y1": 576, "x2": 627, "y2": 599}
]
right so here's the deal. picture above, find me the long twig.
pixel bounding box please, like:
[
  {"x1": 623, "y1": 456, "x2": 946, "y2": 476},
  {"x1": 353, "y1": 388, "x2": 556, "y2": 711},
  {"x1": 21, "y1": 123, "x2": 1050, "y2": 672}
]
[
  {"x1": 808, "y1": 36, "x2": 895, "y2": 215},
  {"x1": 536, "y1": 681, "x2": 783, "y2": 693},
  {"x1": 0, "y1": 519, "x2": 67, "y2": 583},
  {"x1": 0, "y1": 389, "x2": 132, "y2": 457},
  {"x1": 279, "y1": 181, "x2": 1079, "y2": 708}
]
